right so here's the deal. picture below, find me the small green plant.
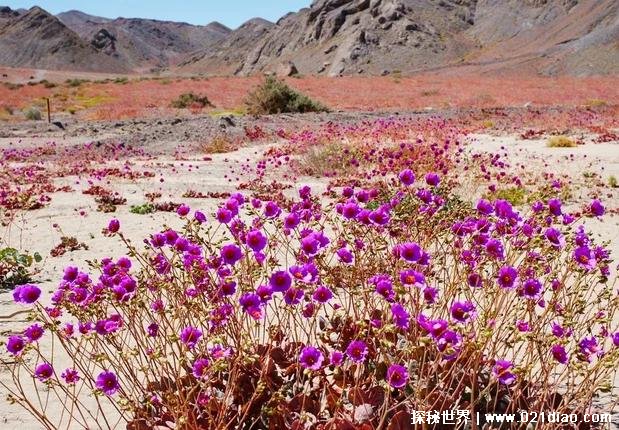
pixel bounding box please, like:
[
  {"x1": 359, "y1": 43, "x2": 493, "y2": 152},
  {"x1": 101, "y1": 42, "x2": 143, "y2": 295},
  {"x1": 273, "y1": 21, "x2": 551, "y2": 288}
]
[
  {"x1": 609, "y1": 175, "x2": 618, "y2": 188},
  {"x1": 65, "y1": 78, "x2": 88, "y2": 88},
  {"x1": 130, "y1": 203, "x2": 156, "y2": 215},
  {"x1": 487, "y1": 186, "x2": 527, "y2": 206},
  {"x1": 23, "y1": 107, "x2": 42, "y2": 121},
  {"x1": 39, "y1": 79, "x2": 56, "y2": 88},
  {"x1": 171, "y1": 92, "x2": 213, "y2": 109},
  {"x1": 244, "y1": 76, "x2": 329, "y2": 115},
  {"x1": 547, "y1": 135, "x2": 577, "y2": 148},
  {"x1": 113, "y1": 77, "x2": 129, "y2": 84},
  {"x1": 0, "y1": 248, "x2": 41, "y2": 290}
]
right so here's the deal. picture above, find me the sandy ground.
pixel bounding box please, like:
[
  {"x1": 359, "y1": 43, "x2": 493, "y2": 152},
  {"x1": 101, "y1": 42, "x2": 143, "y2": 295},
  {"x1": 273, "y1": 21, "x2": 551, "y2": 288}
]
[{"x1": 1, "y1": 128, "x2": 618, "y2": 428}]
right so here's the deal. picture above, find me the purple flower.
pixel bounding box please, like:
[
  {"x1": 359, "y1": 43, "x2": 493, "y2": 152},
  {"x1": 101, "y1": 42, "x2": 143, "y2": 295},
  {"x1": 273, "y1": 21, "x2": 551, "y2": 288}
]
[
  {"x1": 6, "y1": 336, "x2": 24, "y2": 355},
  {"x1": 387, "y1": 364, "x2": 408, "y2": 389},
  {"x1": 24, "y1": 324, "x2": 44, "y2": 342},
  {"x1": 548, "y1": 199, "x2": 562, "y2": 216},
  {"x1": 61, "y1": 368, "x2": 80, "y2": 384},
  {"x1": 485, "y1": 239, "x2": 504, "y2": 260},
  {"x1": 375, "y1": 279, "x2": 395, "y2": 301},
  {"x1": 396, "y1": 242, "x2": 422, "y2": 263},
  {"x1": 612, "y1": 332, "x2": 619, "y2": 347},
  {"x1": 147, "y1": 323, "x2": 159, "y2": 337},
  {"x1": 450, "y1": 300, "x2": 476, "y2": 323},
  {"x1": 330, "y1": 351, "x2": 344, "y2": 366},
  {"x1": 180, "y1": 326, "x2": 202, "y2": 349},
  {"x1": 96, "y1": 371, "x2": 120, "y2": 395},
  {"x1": 467, "y1": 273, "x2": 482, "y2": 288},
  {"x1": 284, "y1": 212, "x2": 300, "y2": 229},
  {"x1": 436, "y1": 330, "x2": 462, "y2": 360},
  {"x1": 574, "y1": 246, "x2": 596, "y2": 270},
  {"x1": 264, "y1": 201, "x2": 281, "y2": 218},
  {"x1": 423, "y1": 286, "x2": 438, "y2": 304},
  {"x1": 544, "y1": 228, "x2": 565, "y2": 248},
  {"x1": 497, "y1": 266, "x2": 518, "y2": 289},
  {"x1": 346, "y1": 340, "x2": 368, "y2": 363},
  {"x1": 246, "y1": 230, "x2": 267, "y2": 252},
  {"x1": 312, "y1": 286, "x2": 333, "y2": 303},
  {"x1": 399, "y1": 269, "x2": 425, "y2": 288},
  {"x1": 107, "y1": 218, "x2": 120, "y2": 233},
  {"x1": 476, "y1": 199, "x2": 494, "y2": 215},
  {"x1": 192, "y1": 358, "x2": 210, "y2": 379},
  {"x1": 425, "y1": 172, "x2": 440, "y2": 186},
  {"x1": 177, "y1": 204, "x2": 190, "y2": 217},
  {"x1": 13, "y1": 284, "x2": 41, "y2": 305},
  {"x1": 516, "y1": 320, "x2": 530, "y2": 332},
  {"x1": 551, "y1": 345, "x2": 569, "y2": 364},
  {"x1": 579, "y1": 336, "x2": 600, "y2": 361},
  {"x1": 34, "y1": 363, "x2": 53, "y2": 382},
  {"x1": 590, "y1": 199, "x2": 604, "y2": 217},
  {"x1": 398, "y1": 169, "x2": 415, "y2": 186},
  {"x1": 284, "y1": 287, "x2": 303, "y2": 305},
  {"x1": 391, "y1": 303, "x2": 410, "y2": 329},
  {"x1": 194, "y1": 211, "x2": 207, "y2": 223},
  {"x1": 299, "y1": 346, "x2": 324, "y2": 370},
  {"x1": 239, "y1": 293, "x2": 263, "y2": 319},
  {"x1": 269, "y1": 270, "x2": 292, "y2": 292},
  {"x1": 493, "y1": 359, "x2": 516, "y2": 385},
  {"x1": 336, "y1": 248, "x2": 354, "y2": 264},
  {"x1": 216, "y1": 208, "x2": 233, "y2": 224},
  {"x1": 520, "y1": 278, "x2": 543, "y2": 300},
  {"x1": 220, "y1": 244, "x2": 243, "y2": 265}
]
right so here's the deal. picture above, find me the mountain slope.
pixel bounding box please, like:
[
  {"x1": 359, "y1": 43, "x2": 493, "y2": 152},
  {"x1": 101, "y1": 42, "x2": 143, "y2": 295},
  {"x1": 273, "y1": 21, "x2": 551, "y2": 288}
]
[
  {"x1": 180, "y1": 0, "x2": 618, "y2": 76},
  {"x1": 58, "y1": 10, "x2": 231, "y2": 71},
  {"x1": 0, "y1": 6, "x2": 127, "y2": 72}
]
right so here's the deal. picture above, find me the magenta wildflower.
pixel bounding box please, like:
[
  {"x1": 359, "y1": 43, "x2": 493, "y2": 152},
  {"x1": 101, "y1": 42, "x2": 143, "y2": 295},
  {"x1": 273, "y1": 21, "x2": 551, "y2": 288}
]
[
  {"x1": 516, "y1": 320, "x2": 530, "y2": 332},
  {"x1": 96, "y1": 371, "x2": 120, "y2": 395},
  {"x1": 24, "y1": 324, "x2": 44, "y2": 342},
  {"x1": 612, "y1": 332, "x2": 619, "y2": 347},
  {"x1": 497, "y1": 266, "x2": 518, "y2": 289},
  {"x1": 391, "y1": 303, "x2": 410, "y2": 329},
  {"x1": 476, "y1": 199, "x2": 494, "y2": 215},
  {"x1": 220, "y1": 244, "x2": 243, "y2": 265},
  {"x1": 590, "y1": 199, "x2": 604, "y2": 217},
  {"x1": 467, "y1": 273, "x2": 482, "y2": 288},
  {"x1": 336, "y1": 247, "x2": 354, "y2": 264},
  {"x1": 6, "y1": 336, "x2": 24, "y2": 355},
  {"x1": 312, "y1": 286, "x2": 333, "y2": 303},
  {"x1": 375, "y1": 279, "x2": 395, "y2": 301},
  {"x1": 13, "y1": 284, "x2": 41, "y2": 305},
  {"x1": 61, "y1": 368, "x2": 80, "y2": 384},
  {"x1": 176, "y1": 204, "x2": 190, "y2": 217},
  {"x1": 299, "y1": 346, "x2": 324, "y2": 370},
  {"x1": 520, "y1": 278, "x2": 543, "y2": 300},
  {"x1": 107, "y1": 218, "x2": 120, "y2": 233},
  {"x1": 399, "y1": 269, "x2": 425, "y2": 287},
  {"x1": 284, "y1": 287, "x2": 303, "y2": 305},
  {"x1": 396, "y1": 242, "x2": 422, "y2": 263},
  {"x1": 216, "y1": 208, "x2": 233, "y2": 224},
  {"x1": 544, "y1": 228, "x2": 565, "y2": 248},
  {"x1": 192, "y1": 358, "x2": 210, "y2": 379},
  {"x1": 423, "y1": 286, "x2": 439, "y2": 304},
  {"x1": 269, "y1": 270, "x2": 292, "y2": 292},
  {"x1": 485, "y1": 239, "x2": 505, "y2": 260},
  {"x1": 425, "y1": 172, "x2": 440, "y2": 186},
  {"x1": 264, "y1": 201, "x2": 281, "y2": 218},
  {"x1": 194, "y1": 210, "x2": 207, "y2": 223},
  {"x1": 450, "y1": 300, "x2": 476, "y2": 323},
  {"x1": 346, "y1": 340, "x2": 368, "y2": 363},
  {"x1": 330, "y1": 350, "x2": 344, "y2": 366},
  {"x1": 246, "y1": 230, "x2": 267, "y2": 252},
  {"x1": 386, "y1": 364, "x2": 408, "y2": 389},
  {"x1": 398, "y1": 169, "x2": 415, "y2": 186},
  {"x1": 574, "y1": 246, "x2": 596, "y2": 270},
  {"x1": 180, "y1": 326, "x2": 202, "y2": 349},
  {"x1": 551, "y1": 345, "x2": 569, "y2": 364},
  {"x1": 493, "y1": 359, "x2": 516, "y2": 385},
  {"x1": 34, "y1": 363, "x2": 53, "y2": 382},
  {"x1": 436, "y1": 330, "x2": 461, "y2": 360},
  {"x1": 579, "y1": 336, "x2": 600, "y2": 361},
  {"x1": 548, "y1": 198, "x2": 562, "y2": 216}
]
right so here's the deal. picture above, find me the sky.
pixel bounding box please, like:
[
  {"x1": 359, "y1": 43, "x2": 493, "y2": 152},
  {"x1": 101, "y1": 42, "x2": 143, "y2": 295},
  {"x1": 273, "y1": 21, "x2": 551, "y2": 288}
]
[{"x1": 2, "y1": 1, "x2": 311, "y2": 28}]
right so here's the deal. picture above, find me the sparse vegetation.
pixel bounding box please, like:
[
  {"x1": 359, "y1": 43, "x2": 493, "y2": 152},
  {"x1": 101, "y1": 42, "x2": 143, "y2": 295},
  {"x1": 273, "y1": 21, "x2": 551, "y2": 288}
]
[
  {"x1": 170, "y1": 92, "x2": 213, "y2": 109},
  {"x1": 198, "y1": 135, "x2": 237, "y2": 154},
  {"x1": 609, "y1": 175, "x2": 618, "y2": 188},
  {"x1": 487, "y1": 186, "x2": 527, "y2": 206},
  {"x1": 0, "y1": 248, "x2": 41, "y2": 290},
  {"x1": 23, "y1": 107, "x2": 42, "y2": 121},
  {"x1": 244, "y1": 76, "x2": 329, "y2": 115},
  {"x1": 547, "y1": 135, "x2": 577, "y2": 148},
  {"x1": 129, "y1": 203, "x2": 156, "y2": 215}
]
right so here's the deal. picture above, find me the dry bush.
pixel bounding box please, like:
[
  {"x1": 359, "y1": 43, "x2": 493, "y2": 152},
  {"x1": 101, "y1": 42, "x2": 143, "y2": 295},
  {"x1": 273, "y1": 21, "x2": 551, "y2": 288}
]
[
  {"x1": 547, "y1": 135, "x2": 577, "y2": 148},
  {"x1": 171, "y1": 92, "x2": 213, "y2": 109}
]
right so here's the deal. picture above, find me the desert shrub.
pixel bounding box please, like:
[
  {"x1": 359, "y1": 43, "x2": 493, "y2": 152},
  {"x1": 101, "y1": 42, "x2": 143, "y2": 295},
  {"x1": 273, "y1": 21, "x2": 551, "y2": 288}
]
[
  {"x1": 2, "y1": 82, "x2": 22, "y2": 90},
  {"x1": 609, "y1": 175, "x2": 618, "y2": 188},
  {"x1": 487, "y1": 186, "x2": 527, "y2": 206},
  {"x1": 547, "y1": 135, "x2": 577, "y2": 148},
  {"x1": 2, "y1": 175, "x2": 618, "y2": 429},
  {"x1": 39, "y1": 79, "x2": 56, "y2": 88},
  {"x1": 0, "y1": 248, "x2": 41, "y2": 290},
  {"x1": 23, "y1": 107, "x2": 42, "y2": 121},
  {"x1": 65, "y1": 78, "x2": 88, "y2": 87},
  {"x1": 171, "y1": 92, "x2": 214, "y2": 109},
  {"x1": 198, "y1": 135, "x2": 236, "y2": 154},
  {"x1": 245, "y1": 76, "x2": 328, "y2": 115},
  {"x1": 113, "y1": 77, "x2": 129, "y2": 84},
  {"x1": 130, "y1": 203, "x2": 156, "y2": 214}
]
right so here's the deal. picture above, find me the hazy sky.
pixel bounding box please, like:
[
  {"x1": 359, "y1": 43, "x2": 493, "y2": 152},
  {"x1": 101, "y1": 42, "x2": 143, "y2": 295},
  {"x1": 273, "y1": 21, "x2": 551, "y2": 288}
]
[{"x1": 2, "y1": 1, "x2": 312, "y2": 28}]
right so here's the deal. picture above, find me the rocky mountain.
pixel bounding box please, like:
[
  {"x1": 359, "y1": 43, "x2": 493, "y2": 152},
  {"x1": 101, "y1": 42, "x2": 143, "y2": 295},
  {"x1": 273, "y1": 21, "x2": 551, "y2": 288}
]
[
  {"x1": 0, "y1": 1, "x2": 616, "y2": 76},
  {"x1": 181, "y1": 0, "x2": 619, "y2": 76},
  {"x1": 0, "y1": 6, "x2": 127, "y2": 72},
  {"x1": 57, "y1": 10, "x2": 231, "y2": 71}
]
